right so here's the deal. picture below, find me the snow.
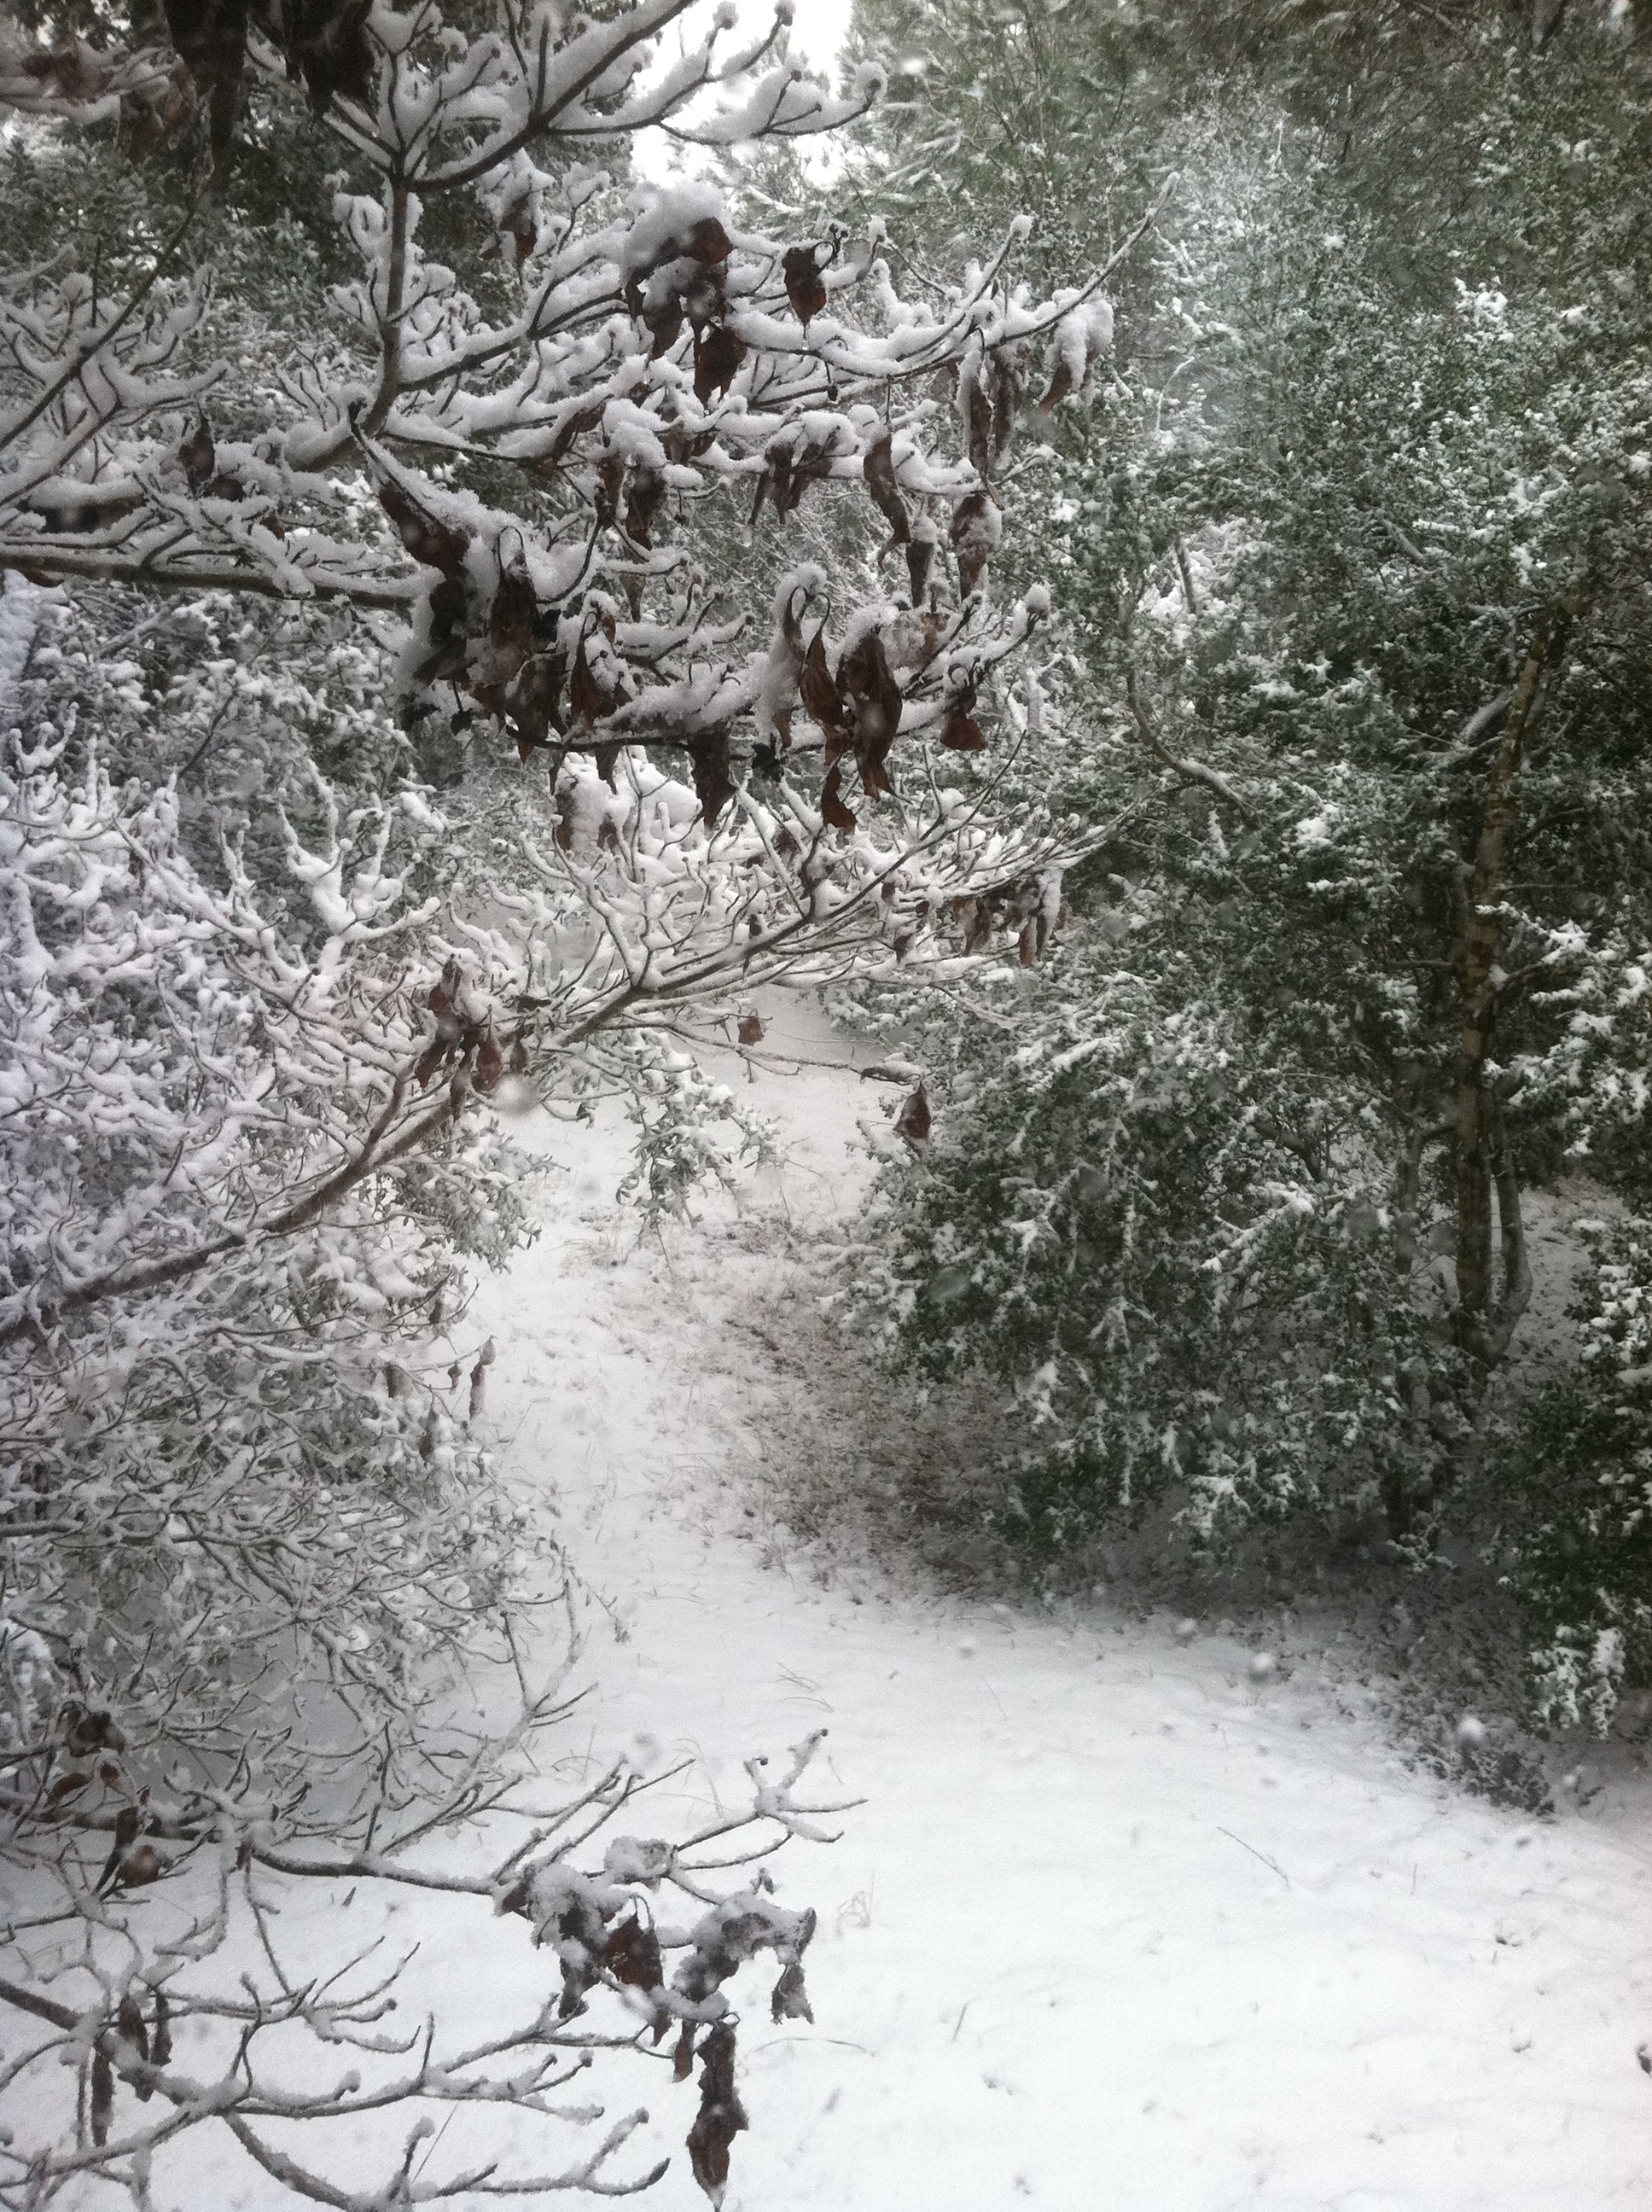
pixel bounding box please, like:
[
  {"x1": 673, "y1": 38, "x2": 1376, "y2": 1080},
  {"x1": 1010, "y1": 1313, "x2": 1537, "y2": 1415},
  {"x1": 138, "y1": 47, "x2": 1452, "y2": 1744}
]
[{"x1": 437, "y1": 993, "x2": 1652, "y2": 2212}]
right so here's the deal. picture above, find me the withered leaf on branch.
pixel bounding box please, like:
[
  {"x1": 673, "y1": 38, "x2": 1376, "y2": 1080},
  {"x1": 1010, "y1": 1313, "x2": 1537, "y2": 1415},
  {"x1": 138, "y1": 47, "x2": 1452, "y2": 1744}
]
[
  {"x1": 782, "y1": 243, "x2": 828, "y2": 328},
  {"x1": 489, "y1": 186, "x2": 538, "y2": 269},
  {"x1": 568, "y1": 622, "x2": 617, "y2": 732},
  {"x1": 280, "y1": 0, "x2": 375, "y2": 116},
  {"x1": 163, "y1": 0, "x2": 248, "y2": 174},
  {"x1": 839, "y1": 628, "x2": 902, "y2": 800},
  {"x1": 690, "y1": 732, "x2": 736, "y2": 826},
  {"x1": 963, "y1": 358, "x2": 994, "y2": 486},
  {"x1": 737, "y1": 1012, "x2": 764, "y2": 1045},
  {"x1": 820, "y1": 763, "x2": 857, "y2": 832},
  {"x1": 686, "y1": 2022, "x2": 748, "y2": 2209},
  {"x1": 906, "y1": 525, "x2": 937, "y2": 605},
  {"x1": 507, "y1": 649, "x2": 566, "y2": 751},
  {"x1": 377, "y1": 476, "x2": 471, "y2": 580},
  {"x1": 117, "y1": 1994, "x2": 149, "y2": 2065},
  {"x1": 895, "y1": 1083, "x2": 931, "y2": 1148},
  {"x1": 469, "y1": 553, "x2": 536, "y2": 707},
  {"x1": 90, "y1": 2050, "x2": 113, "y2": 2148},
  {"x1": 538, "y1": 399, "x2": 607, "y2": 475},
  {"x1": 771, "y1": 1960, "x2": 813, "y2": 2023},
  {"x1": 863, "y1": 428, "x2": 909, "y2": 550},
  {"x1": 178, "y1": 416, "x2": 215, "y2": 494},
  {"x1": 991, "y1": 343, "x2": 1027, "y2": 462},
  {"x1": 603, "y1": 1911, "x2": 665, "y2": 1997},
  {"x1": 622, "y1": 466, "x2": 666, "y2": 547},
  {"x1": 694, "y1": 324, "x2": 747, "y2": 404},
  {"x1": 951, "y1": 490, "x2": 1000, "y2": 598},
  {"x1": 799, "y1": 625, "x2": 847, "y2": 750},
  {"x1": 474, "y1": 1033, "x2": 504, "y2": 1093},
  {"x1": 940, "y1": 675, "x2": 987, "y2": 753}
]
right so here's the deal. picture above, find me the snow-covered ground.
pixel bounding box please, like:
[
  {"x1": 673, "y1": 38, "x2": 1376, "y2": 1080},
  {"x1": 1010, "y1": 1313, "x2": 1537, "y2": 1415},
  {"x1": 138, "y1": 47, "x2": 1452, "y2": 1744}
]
[{"x1": 455, "y1": 997, "x2": 1652, "y2": 2212}]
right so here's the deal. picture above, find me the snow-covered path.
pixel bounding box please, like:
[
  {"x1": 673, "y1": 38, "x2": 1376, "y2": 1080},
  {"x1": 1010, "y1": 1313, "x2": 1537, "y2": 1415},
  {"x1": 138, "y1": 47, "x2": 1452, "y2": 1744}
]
[{"x1": 466, "y1": 1004, "x2": 1652, "y2": 2212}]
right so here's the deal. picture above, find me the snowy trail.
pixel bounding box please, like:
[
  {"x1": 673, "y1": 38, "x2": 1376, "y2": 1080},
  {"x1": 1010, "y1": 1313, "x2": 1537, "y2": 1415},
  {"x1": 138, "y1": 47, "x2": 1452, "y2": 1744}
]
[{"x1": 465, "y1": 1002, "x2": 1652, "y2": 2212}]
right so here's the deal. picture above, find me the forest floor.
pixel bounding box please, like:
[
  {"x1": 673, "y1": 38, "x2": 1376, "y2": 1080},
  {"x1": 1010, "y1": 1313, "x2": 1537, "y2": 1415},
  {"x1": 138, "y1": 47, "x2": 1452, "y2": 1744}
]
[{"x1": 444, "y1": 994, "x2": 1652, "y2": 2212}]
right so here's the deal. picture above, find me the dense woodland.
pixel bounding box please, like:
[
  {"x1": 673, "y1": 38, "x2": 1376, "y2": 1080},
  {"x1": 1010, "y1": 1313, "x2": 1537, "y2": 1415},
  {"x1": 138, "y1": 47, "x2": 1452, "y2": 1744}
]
[{"x1": 0, "y1": 0, "x2": 1649, "y2": 2202}]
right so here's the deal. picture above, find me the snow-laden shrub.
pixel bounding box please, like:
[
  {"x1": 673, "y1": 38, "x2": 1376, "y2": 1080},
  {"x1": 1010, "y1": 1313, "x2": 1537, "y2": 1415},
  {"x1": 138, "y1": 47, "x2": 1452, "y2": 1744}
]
[
  {"x1": 850, "y1": 954, "x2": 1468, "y2": 1557},
  {"x1": 1513, "y1": 1218, "x2": 1652, "y2": 1734},
  {"x1": 0, "y1": 597, "x2": 541, "y2": 1814}
]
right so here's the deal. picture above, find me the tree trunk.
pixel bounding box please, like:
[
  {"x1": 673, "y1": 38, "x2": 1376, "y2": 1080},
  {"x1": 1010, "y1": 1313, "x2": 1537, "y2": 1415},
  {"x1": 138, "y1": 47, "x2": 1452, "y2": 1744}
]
[{"x1": 1452, "y1": 608, "x2": 1567, "y2": 1369}]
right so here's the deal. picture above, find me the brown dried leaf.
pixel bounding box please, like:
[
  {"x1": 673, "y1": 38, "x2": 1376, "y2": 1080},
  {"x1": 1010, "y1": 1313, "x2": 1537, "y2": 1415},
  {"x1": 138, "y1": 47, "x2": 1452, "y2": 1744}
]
[
  {"x1": 1037, "y1": 357, "x2": 1076, "y2": 416},
  {"x1": 771, "y1": 1960, "x2": 813, "y2": 2023},
  {"x1": 950, "y1": 491, "x2": 998, "y2": 598},
  {"x1": 117, "y1": 1843, "x2": 165, "y2": 1888},
  {"x1": 895, "y1": 1084, "x2": 931, "y2": 1148},
  {"x1": 603, "y1": 1912, "x2": 665, "y2": 1994},
  {"x1": 839, "y1": 628, "x2": 902, "y2": 800},
  {"x1": 963, "y1": 358, "x2": 994, "y2": 486},
  {"x1": 906, "y1": 529, "x2": 936, "y2": 604},
  {"x1": 939, "y1": 682, "x2": 987, "y2": 751},
  {"x1": 737, "y1": 1013, "x2": 764, "y2": 1046},
  {"x1": 282, "y1": 0, "x2": 375, "y2": 116},
  {"x1": 990, "y1": 343, "x2": 1027, "y2": 462},
  {"x1": 90, "y1": 2049, "x2": 113, "y2": 2147},
  {"x1": 378, "y1": 476, "x2": 470, "y2": 579},
  {"x1": 691, "y1": 733, "x2": 736, "y2": 826},
  {"x1": 118, "y1": 1995, "x2": 148, "y2": 2066},
  {"x1": 863, "y1": 428, "x2": 909, "y2": 550},
  {"x1": 820, "y1": 763, "x2": 857, "y2": 832},
  {"x1": 678, "y1": 216, "x2": 733, "y2": 266},
  {"x1": 782, "y1": 243, "x2": 828, "y2": 327},
  {"x1": 623, "y1": 466, "x2": 666, "y2": 548},
  {"x1": 799, "y1": 625, "x2": 846, "y2": 748},
  {"x1": 507, "y1": 649, "x2": 567, "y2": 750},
  {"x1": 493, "y1": 185, "x2": 538, "y2": 269},
  {"x1": 694, "y1": 324, "x2": 747, "y2": 404},
  {"x1": 686, "y1": 2023, "x2": 748, "y2": 2209},
  {"x1": 178, "y1": 416, "x2": 215, "y2": 494},
  {"x1": 474, "y1": 1033, "x2": 504, "y2": 1094}
]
